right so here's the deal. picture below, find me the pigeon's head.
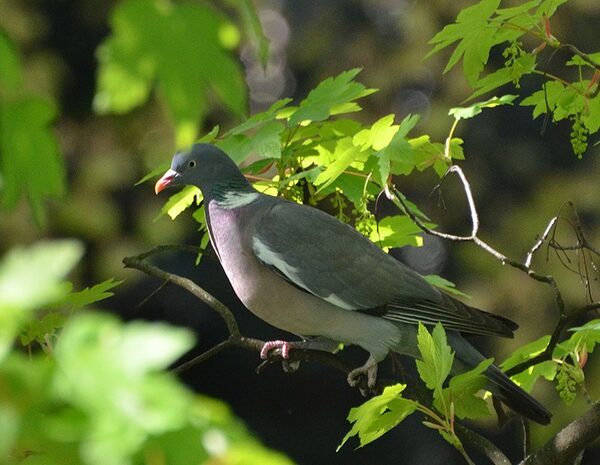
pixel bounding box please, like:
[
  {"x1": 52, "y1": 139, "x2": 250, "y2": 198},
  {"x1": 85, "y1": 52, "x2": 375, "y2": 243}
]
[{"x1": 155, "y1": 143, "x2": 245, "y2": 195}]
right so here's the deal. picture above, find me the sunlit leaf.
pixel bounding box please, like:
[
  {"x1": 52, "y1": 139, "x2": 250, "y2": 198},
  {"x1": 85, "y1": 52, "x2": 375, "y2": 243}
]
[
  {"x1": 339, "y1": 384, "x2": 417, "y2": 449},
  {"x1": 416, "y1": 323, "x2": 454, "y2": 393},
  {"x1": 449, "y1": 95, "x2": 517, "y2": 120},
  {"x1": 288, "y1": 69, "x2": 376, "y2": 125}
]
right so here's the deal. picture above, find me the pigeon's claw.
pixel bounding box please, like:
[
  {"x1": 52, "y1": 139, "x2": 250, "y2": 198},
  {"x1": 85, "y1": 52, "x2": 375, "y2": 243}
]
[
  {"x1": 347, "y1": 355, "x2": 378, "y2": 395},
  {"x1": 260, "y1": 340, "x2": 291, "y2": 359}
]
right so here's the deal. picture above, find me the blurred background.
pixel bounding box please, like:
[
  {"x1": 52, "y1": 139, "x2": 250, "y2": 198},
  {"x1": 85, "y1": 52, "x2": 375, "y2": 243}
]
[{"x1": 1, "y1": 0, "x2": 599, "y2": 463}]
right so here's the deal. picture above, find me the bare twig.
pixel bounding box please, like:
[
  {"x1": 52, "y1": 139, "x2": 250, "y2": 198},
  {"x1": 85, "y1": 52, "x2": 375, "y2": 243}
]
[
  {"x1": 525, "y1": 217, "x2": 558, "y2": 268},
  {"x1": 123, "y1": 254, "x2": 239, "y2": 335}
]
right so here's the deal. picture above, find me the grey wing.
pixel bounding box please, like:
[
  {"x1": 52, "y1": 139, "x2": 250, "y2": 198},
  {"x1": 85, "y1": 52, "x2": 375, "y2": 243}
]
[
  {"x1": 252, "y1": 200, "x2": 517, "y2": 338},
  {"x1": 251, "y1": 200, "x2": 441, "y2": 310}
]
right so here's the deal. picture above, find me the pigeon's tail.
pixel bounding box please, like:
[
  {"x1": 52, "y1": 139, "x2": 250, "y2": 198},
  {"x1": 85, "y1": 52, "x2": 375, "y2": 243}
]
[
  {"x1": 447, "y1": 332, "x2": 552, "y2": 425},
  {"x1": 483, "y1": 363, "x2": 552, "y2": 425}
]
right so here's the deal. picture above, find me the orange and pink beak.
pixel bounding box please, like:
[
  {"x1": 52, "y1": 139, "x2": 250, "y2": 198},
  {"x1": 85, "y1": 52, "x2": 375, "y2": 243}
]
[{"x1": 154, "y1": 169, "x2": 179, "y2": 194}]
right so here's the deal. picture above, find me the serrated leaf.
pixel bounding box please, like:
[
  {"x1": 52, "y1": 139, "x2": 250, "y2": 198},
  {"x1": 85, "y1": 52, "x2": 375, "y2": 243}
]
[
  {"x1": 288, "y1": 69, "x2": 376, "y2": 126},
  {"x1": 339, "y1": 384, "x2": 417, "y2": 450},
  {"x1": 416, "y1": 323, "x2": 454, "y2": 393},
  {"x1": 557, "y1": 319, "x2": 600, "y2": 355},
  {"x1": 60, "y1": 278, "x2": 123, "y2": 309},
  {"x1": 427, "y1": 0, "x2": 502, "y2": 86},
  {"x1": 449, "y1": 95, "x2": 517, "y2": 120}
]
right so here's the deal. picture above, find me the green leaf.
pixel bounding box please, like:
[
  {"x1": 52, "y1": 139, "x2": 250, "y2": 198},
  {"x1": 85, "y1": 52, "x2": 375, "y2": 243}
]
[
  {"x1": 0, "y1": 240, "x2": 84, "y2": 313},
  {"x1": 95, "y1": 0, "x2": 246, "y2": 146},
  {"x1": 136, "y1": 161, "x2": 171, "y2": 186},
  {"x1": 557, "y1": 319, "x2": 600, "y2": 355},
  {"x1": 313, "y1": 137, "x2": 365, "y2": 192},
  {"x1": 353, "y1": 114, "x2": 399, "y2": 151},
  {"x1": 369, "y1": 215, "x2": 431, "y2": 251},
  {"x1": 583, "y1": 95, "x2": 600, "y2": 133},
  {"x1": 225, "y1": 99, "x2": 291, "y2": 136},
  {"x1": 159, "y1": 186, "x2": 202, "y2": 220},
  {"x1": 217, "y1": 121, "x2": 285, "y2": 163},
  {"x1": 288, "y1": 69, "x2": 376, "y2": 125},
  {"x1": 566, "y1": 52, "x2": 600, "y2": 68},
  {"x1": 500, "y1": 335, "x2": 556, "y2": 392},
  {"x1": 520, "y1": 81, "x2": 565, "y2": 119},
  {"x1": 427, "y1": 0, "x2": 502, "y2": 86},
  {"x1": 449, "y1": 94, "x2": 517, "y2": 120},
  {"x1": 53, "y1": 312, "x2": 196, "y2": 465},
  {"x1": 424, "y1": 275, "x2": 470, "y2": 298},
  {"x1": 339, "y1": 384, "x2": 417, "y2": 450},
  {"x1": 416, "y1": 322, "x2": 454, "y2": 392},
  {"x1": 0, "y1": 240, "x2": 83, "y2": 361},
  {"x1": 0, "y1": 96, "x2": 66, "y2": 226},
  {"x1": 511, "y1": 360, "x2": 557, "y2": 392},
  {"x1": 468, "y1": 55, "x2": 536, "y2": 100},
  {"x1": 60, "y1": 278, "x2": 122, "y2": 309},
  {"x1": 434, "y1": 359, "x2": 493, "y2": 419},
  {"x1": 500, "y1": 335, "x2": 550, "y2": 371}
]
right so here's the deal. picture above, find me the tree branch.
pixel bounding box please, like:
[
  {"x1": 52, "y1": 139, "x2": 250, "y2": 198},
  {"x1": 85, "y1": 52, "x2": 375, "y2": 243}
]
[
  {"x1": 519, "y1": 401, "x2": 600, "y2": 465},
  {"x1": 384, "y1": 167, "x2": 600, "y2": 378}
]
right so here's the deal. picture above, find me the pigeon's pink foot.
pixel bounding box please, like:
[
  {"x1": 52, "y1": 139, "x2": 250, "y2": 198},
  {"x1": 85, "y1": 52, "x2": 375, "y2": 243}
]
[{"x1": 260, "y1": 340, "x2": 291, "y2": 359}]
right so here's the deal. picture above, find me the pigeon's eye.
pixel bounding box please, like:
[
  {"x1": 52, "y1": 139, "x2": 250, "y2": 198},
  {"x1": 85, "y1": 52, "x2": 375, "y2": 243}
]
[{"x1": 188, "y1": 160, "x2": 196, "y2": 168}]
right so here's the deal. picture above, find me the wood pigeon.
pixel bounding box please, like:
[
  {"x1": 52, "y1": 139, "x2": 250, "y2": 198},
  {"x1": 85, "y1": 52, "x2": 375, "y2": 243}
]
[{"x1": 155, "y1": 143, "x2": 551, "y2": 425}]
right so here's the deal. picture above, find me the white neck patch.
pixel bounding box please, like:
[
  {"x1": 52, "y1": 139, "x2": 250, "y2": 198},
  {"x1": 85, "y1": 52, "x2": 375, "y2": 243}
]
[{"x1": 215, "y1": 191, "x2": 260, "y2": 209}]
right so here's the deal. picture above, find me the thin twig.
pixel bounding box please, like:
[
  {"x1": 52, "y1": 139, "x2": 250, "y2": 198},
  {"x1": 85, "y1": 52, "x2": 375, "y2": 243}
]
[{"x1": 123, "y1": 254, "x2": 239, "y2": 335}]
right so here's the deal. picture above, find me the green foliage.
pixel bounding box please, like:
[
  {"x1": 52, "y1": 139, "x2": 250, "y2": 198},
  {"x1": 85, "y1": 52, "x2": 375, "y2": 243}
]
[
  {"x1": 0, "y1": 33, "x2": 66, "y2": 226},
  {"x1": 157, "y1": 70, "x2": 461, "y2": 254},
  {"x1": 0, "y1": 240, "x2": 83, "y2": 361},
  {"x1": 0, "y1": 242, "x2": 292, "y2": 465},
  {"x1": 428, "y1": 0, "x2": 600, "y2": 157},
  {"x1": 501, "y1": 320, "x2": 600, "y2": 402},
  {"x1": 341, "y1": 323, "x2": 492, "y2": 453},
  {"x1": 95, "y1": 0, "x2": 247, "y2": 146},
  {"x1": 435, "y1": 359, "x2": 492, "y2": 420},
  {"x1": 338, "y1": 384, "x2": 418, "y2": 449},
  {"x1": 416, "y1": 322, "x2": 454, "y2": 393}
]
